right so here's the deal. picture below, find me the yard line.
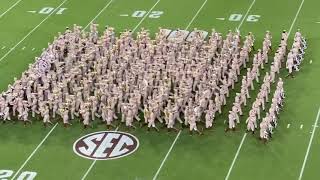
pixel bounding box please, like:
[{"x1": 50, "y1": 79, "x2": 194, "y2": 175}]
[
  {"x1": 12, "y1": 1, "x2": 115, "y2": 179},
  {"x1": 152, "y1": 1, "x2": 208, "y2": 179},
  {"x1": 288, "y1": 0, "x2": 305, "y2": 36},
  {"x1": 81, "y1": 0, "x2": 207, "y2": 180},
  {"x1": 225, "y1": 0, "x2": 306, "y2": 178},
  {"x1": 0, "y1": 0, "x2": 24, "y2": 19},
  {"x1": 184, "y1": 0, "x2": 208, "y2": 30},
  {"x1": 0, "y1": 0, "x2": 68, "y2": 63},
  {"x1": 80, "y1": 127, "x2": 119, "y2": 180},
  {"x1": 237, "y1": 0, "x2": 256, "y2": 30},
  {"x1": 132, "y1": 0, "x2": 161, "y2": 33},
  {"x1": 11, "y1": 123, "x2": 58, "y2": 180},
  {"x1": 223, "y1": 0, "x2": 258, "y2": 179},
  {"x1": 225, "y1": 133, "x2": 247, "y2": 180},
  {"x1": 152, "y1": 130, "x2": 181, "y2": 180},
  {"x1": 298, "y1": 107, "x2": 320, "y2": 180},
  {"x1": 82, "y1": 0, "x2": 114, "y2": 31},
  {"x1": 81, "y1": 160, "x2": 97, "y2": 180}
]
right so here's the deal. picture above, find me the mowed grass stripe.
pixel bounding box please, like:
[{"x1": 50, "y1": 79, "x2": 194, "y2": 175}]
[
  {"x1": 0, "y1": 0, "x2": 68, "y2": 63},
  {"x1": 0, "y1": 0, "x2": 117, "y2": 178},
  {"x1": 0, "y1": 0, "x2": 65, "y2": 56},
  {"x1": 0, "y1": 0, "x2": 20, "y2": 19},
  {"x1": 83, "y1": 0, "x2": 213, "y2": 179},
  {"x1": 152, "y1": 1, "x2": 261, "y2": 180},
  {"x1": 0, "y1": 0, "x2": 24, "y2": 19},
  {"x1": 152, "y1": 1, "x2": 208, "y2": 179},
  {"x1": 286, "y1": 0, "x2": 320, "y2": 179},
  {"x1": 0, "y1": 0, "x2": 319, "y2": 180},
  {"x1": 221, "y1": 0, "x2": 315, "y2": 180},
  {"x1": 1, "y1": 0, "x2": 168, "y2": 180}
]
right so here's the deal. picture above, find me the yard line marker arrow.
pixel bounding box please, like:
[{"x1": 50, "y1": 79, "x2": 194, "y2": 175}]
[{"x1": 216, "y1": 17, "x2": 225, "y2": 20}]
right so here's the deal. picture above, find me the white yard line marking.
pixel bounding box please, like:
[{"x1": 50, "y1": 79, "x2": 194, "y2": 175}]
[
  {"x1": 1, "y1": 46, "x2": 5, "y2": 50},
  {"x1": 225, "y1": 0, "x2": 306, "y2": 178},
  {"x1": 223, "y1": 1, "x2": 258, "y2": 179},
  {"x1": 0, "y1": 0, "x2": 24, "y2": 19},
  {"x1": 132, "y1": 0, "x2": 161, "y2": 33},
  {"x1": 288, "y1": 0, "x2": 305, "y2": 36},
  {"x1": 80, "y1": 127, "x2": 119, "y2": 180},
  {"x1": 81, "y1": 160, "x2": 97, "y2": 180},
  {"x1": 0, "y1": 0, "x2": 68, "y2": 63},
  {"x1": 11, "y1": 1, "x2": 115, "y2": 177},
  {"x1": 31, "y1": 48, "x2": 35, "y2": 51},
  {"x1": 225, "y1": 133, "x2": 247, "y2": 180},
  {"x1": 237, "y1": 0, "x2": 256, "y2": 30},
  {"x1": 298, "y1": 107, "x2": 320, "y2": 180},
  {"x1": 216, "y1": 17, "x2": 225, "y2": 20},
  {"x1": 185, "y1": 0, "x2": 208, "y2": 30},
  {"x1": 152, "y1": 1, "x2": 208, "y2": 179},
  {"x1": 300, "y1": 124, "x2": 304, "y2": 129},
  {"x1": 22, "y1": 46, "x2": 26, "y2": 50},
  {"x1": 82, "y1": 0, "x2": 114, "y2": 31},
  {"x1": 120, "y1": 14, "x2": 129, "y2": 17},
  {"x1": 152, "y1": 130, "x2": 181, "y2": 180},
  {"x1": 27, "y1": 10, "x2": 36, "y2": 14},
  {"x1": 81, "y1": 2, "x2": 162, "y2": 179},
  {"x1": 11, "y1": 123, "x2": 58, "y2": 180},
  {"x1": 287, "y1": 124, "x2": 291, "y2": 128}
]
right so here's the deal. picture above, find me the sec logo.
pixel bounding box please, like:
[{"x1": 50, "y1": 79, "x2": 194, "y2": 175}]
[{"x1": 73, "y1": 131, "x2": 139, "y2": 160}]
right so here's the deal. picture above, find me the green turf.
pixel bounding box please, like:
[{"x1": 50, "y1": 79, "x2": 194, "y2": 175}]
[{"x1": 0, "y1": 0, "x2": 319, "y2": 179}]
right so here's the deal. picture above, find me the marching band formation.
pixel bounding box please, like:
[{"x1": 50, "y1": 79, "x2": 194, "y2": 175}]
[{"x1": 0, "y1": 24, "x2": 307, "y2": 141}]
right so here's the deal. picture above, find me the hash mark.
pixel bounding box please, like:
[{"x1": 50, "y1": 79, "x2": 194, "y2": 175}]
[{"x1": 287, "y1": 124, "x2": 291, "y2": 128}]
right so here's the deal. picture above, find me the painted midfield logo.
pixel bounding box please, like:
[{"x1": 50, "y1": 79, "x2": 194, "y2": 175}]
[{"x1": 73, "y1": 131, "x2": 139, "y2": 160}]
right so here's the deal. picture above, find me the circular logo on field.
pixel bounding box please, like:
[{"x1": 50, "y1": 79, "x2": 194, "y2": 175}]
[{"x1": 73, "y1": 131, "x2": 139, "y2": 160}]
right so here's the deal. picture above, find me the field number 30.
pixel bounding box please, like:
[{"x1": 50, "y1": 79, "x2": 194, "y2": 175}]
[{"x1": 229, "y1": 14, "x2": 261, "y2": 22}]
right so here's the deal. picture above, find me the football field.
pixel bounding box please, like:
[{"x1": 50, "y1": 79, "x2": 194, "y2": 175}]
[{"x1": 0, "y1": 0, "x2": 320, "y2": 179}]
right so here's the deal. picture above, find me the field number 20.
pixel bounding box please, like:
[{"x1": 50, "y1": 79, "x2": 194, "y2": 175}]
[
  {"x1": 229, "y1": 14, "x2": 260, "y2": 22},
  {"x1": 132, "y1": 11, "x2": 163, "y2": 18},
  {"x1": 0, "y1": 169, "x2": 37, "y2": 180}
]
